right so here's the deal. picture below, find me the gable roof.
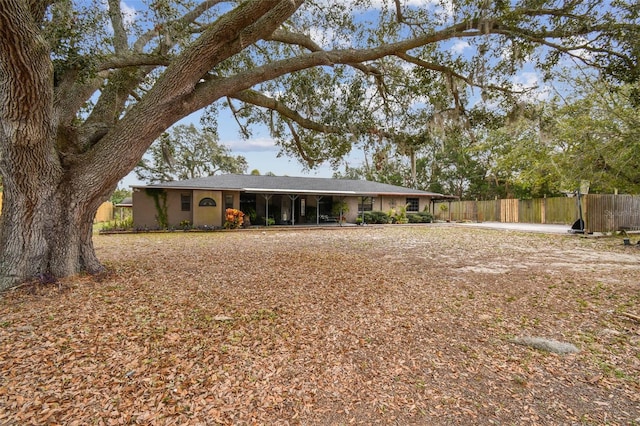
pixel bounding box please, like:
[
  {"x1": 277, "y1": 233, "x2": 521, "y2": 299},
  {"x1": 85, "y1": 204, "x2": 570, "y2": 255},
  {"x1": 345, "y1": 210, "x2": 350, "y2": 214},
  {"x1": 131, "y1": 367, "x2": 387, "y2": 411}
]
[{"x1": 133, "y1": 174, "x2": 445, "y2": 198}]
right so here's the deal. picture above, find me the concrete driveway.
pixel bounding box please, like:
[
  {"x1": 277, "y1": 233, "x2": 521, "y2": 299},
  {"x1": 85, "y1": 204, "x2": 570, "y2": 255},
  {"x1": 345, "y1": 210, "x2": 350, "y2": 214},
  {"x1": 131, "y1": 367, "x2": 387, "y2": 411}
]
[{"x1": 454, "y1": 221, "x2": 571, "y2": 234}]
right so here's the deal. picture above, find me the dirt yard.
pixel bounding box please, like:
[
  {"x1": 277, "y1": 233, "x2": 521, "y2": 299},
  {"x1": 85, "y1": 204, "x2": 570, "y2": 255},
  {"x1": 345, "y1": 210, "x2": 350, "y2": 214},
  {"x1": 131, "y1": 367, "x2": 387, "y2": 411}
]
[{"x1": 1, "y1": 225, "x2": 639, "y2": 425}]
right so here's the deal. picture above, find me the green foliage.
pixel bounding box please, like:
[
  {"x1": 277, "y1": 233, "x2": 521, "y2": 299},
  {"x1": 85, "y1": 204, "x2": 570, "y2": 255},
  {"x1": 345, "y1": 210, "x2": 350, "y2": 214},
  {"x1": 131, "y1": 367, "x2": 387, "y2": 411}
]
[
  {"x1": 407, "y1": 211, "x2": 433, "y2": 223},
  {"x1": 364, "y1": 211, "x2": 390, "y2": 224},
  {"x1": 477, "y1": 78, "x2": 640, "y2": 196},
  {"x1": 136, "y1": 124, "x2": 248, "y2": 184},
  {"x1": 548, "y1": 80, "x2": 640, "y2": 193},
  {"x1": 388, "y1": 204, "x2": 408, "y2": 224},
  {"x1": 331, "y1": 200, "x2": 349, "y2": 218},
  {"x1": 100, "y1": 216, "x2": 133, "y2": 232},
  {"x1": 145, "y1": 188, "x2": 168, "y2": 229},
  {"x1": 109, "y1": 187, "x2": 132, "y2": 204}
]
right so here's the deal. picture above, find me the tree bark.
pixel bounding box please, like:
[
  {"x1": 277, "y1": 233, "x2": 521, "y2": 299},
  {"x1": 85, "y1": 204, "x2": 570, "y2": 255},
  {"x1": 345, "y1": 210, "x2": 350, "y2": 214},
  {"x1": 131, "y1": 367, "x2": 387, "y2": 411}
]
[{"x1": 0, "y1": 161, "x2": 111, "y2": 290}]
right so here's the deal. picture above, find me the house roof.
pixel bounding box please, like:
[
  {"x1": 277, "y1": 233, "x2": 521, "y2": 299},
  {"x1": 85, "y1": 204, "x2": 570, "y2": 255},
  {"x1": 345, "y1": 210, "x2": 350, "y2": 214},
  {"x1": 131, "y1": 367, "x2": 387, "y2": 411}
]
[
  {"x1": 115, "y1": 197, "x2": 133, "y2": 207},
  {"x1": 132, "y1": 174, "x2": 446, "y2": 198}
]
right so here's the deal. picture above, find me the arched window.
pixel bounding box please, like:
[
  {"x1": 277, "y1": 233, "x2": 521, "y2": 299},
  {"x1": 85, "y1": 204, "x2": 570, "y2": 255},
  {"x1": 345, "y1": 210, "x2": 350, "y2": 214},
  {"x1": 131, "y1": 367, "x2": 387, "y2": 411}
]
[{"x1": 198, "y1": 197, "x2": 217, "y2": 207}]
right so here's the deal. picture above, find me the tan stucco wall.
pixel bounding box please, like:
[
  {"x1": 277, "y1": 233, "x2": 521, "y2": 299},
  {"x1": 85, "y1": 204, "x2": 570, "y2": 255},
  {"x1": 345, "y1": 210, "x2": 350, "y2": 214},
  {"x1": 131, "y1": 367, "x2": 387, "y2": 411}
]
[
  {"x1": 132, "y1": 189, "x2": 192, "y2": 229},
  {"x1": 344, "y1": 197, "x2": 359, "y2": 222},
  {"x1": 375, "y1": 196, "x2": 430, "y2": 214},
  {"x1": 132, "y1": 190, "x2": 158, "y2": 229},
  {"x1": 193, "y1": 190, "x2": 222, "y2": 228},
  {"x1": 167, "y1": 191, "x2": 192, "y2": 226}
]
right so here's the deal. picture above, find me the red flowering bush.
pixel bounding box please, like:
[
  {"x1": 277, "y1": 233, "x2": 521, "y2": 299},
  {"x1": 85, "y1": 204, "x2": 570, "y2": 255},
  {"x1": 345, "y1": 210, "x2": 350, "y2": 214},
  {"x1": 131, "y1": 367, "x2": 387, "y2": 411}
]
[{"x1": 224, "y1": 208, "x2": 245, "y2": 229}]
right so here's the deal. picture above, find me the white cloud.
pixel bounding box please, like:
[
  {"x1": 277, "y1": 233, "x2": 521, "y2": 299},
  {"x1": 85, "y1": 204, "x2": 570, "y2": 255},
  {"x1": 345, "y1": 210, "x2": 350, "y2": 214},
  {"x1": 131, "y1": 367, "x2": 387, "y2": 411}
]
[
  {"x1": 120, "y1": 1, "x2": 137, "y2": 27},
  {"x1": 511, "y1": 72, "x2": 551, "y2": 102},
  {"x1": 308, "y1": 26, "x2": 353, "y2": 49},
  {"x1": 512, "y1": 72, "x2": 539, "y2": 89},
  {"x1": 223, "y1": 137, "x2": 278, "y2": 153},
  {"x1": 565, "y1": 36, "x2": 594, "y2": 62},
  {"x1": 451, "y1": 40, "x2": 470, "y2": 55}
]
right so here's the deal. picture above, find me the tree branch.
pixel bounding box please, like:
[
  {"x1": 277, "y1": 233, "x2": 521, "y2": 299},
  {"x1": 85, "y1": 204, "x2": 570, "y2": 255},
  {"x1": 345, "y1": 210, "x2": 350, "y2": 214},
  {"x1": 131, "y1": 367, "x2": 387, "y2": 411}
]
[
  {"x1": 28, "y1": 0, "x2": 53, "y2": 22},
  {"x1": 107, "y1": 0, "x2": 128, "y2": 53},
  {"x1": 395, "y1": 52, "x2": 523, "y2": 95},
  {"x1": 226, "y1": 97, "x2": 251, "y2": 138},
  {"x1": 266, "y1": 29, "x2": 384, "y2": 79},
  {"x1": 229, "y1": 90, "x2": 343, "y2": 135},
  {"x1": 0, "y1": 0, "x2": 53, "y2": 141},
  {"x1": 133, "y1": 0, "x2": 224, "y2": 53},
  {"x1": 80, "y1": 0, "x2": 306, "y2": 195}
]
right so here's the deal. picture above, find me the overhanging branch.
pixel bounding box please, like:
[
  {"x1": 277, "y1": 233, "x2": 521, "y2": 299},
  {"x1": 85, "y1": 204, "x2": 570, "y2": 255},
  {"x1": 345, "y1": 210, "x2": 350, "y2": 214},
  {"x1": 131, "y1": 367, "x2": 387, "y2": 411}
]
[{"x1": 229, "y1": 90, "x2": 343, "y2": 134}]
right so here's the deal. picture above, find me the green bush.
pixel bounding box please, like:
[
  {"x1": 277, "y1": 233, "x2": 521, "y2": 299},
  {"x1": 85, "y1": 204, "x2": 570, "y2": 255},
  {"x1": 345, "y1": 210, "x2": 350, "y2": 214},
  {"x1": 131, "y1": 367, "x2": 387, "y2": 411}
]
[
  {"x1": 100, "y1": 216, "x2": 134, "y2": 232},
  {"x1": 364, "y1": 211, "x2": 390, "y2": 224},
  {"x1": 407, "y1": 211, "x2": 433, "y2": 223}
]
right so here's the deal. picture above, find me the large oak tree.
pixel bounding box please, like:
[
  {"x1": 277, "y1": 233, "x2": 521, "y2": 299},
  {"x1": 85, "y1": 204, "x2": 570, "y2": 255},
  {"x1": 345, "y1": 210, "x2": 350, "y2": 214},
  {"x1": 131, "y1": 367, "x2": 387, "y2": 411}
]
[{"x1": 0, "y1": 0, "x2": 637, "y2": 289}]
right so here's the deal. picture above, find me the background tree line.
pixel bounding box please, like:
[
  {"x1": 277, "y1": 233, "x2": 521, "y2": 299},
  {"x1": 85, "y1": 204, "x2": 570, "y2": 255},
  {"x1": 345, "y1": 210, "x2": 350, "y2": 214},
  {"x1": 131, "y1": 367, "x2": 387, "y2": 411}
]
[{"x1": 335, "y1": 77, "x2": 640, "y2": 200}]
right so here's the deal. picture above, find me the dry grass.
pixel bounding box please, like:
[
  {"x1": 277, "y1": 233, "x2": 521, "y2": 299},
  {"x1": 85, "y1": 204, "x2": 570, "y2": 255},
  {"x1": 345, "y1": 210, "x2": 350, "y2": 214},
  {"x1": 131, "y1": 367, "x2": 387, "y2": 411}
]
[{"x1": 1, "y1": 225, "x2": 639, "y2": 425}]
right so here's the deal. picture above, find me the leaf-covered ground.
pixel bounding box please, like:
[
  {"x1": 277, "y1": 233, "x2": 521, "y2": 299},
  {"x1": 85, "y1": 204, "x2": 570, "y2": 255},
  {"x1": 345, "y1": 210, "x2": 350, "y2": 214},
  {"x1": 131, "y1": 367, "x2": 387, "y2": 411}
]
[{"x1": 1, "y1": 225, "x2": 639, "y2": 425}]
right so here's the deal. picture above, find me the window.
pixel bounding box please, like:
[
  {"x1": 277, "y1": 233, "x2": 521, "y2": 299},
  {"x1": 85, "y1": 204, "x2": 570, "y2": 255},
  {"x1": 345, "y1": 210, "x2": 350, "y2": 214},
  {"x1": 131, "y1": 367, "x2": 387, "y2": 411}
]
[
  {"x1": 198, "y1": 197, "x2": 216, "y2": 207},
  {"x1": 224, "y1": 194, "x2": 234, "y2": 210},
  {"x1": 181, "y1": 194, "x2": 191, "y2": 211},
  {"x1": 406, "y1": 197, "x2": 419, "y2": 212},
  {"x1": 358, "y1": 197, "x2": 374, "y2": 212}
]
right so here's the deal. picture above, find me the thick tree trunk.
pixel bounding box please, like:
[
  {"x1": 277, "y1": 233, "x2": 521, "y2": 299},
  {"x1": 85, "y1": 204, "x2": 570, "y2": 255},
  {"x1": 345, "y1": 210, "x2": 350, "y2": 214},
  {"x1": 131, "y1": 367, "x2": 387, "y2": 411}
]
[{"x1": 0, "y1": 171, "x2": 108, "y2": 291}]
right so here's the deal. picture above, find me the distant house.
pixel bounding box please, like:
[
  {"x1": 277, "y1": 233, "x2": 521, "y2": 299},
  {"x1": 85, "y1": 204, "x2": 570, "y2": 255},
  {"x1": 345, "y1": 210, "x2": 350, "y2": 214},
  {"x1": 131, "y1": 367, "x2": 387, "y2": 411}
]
[
  {"x1": 114, "y1": 197, "x2": 133, "y2": 221},
  {"x1": 131, "y1": 174, "x2": 446, "y2": 229}
]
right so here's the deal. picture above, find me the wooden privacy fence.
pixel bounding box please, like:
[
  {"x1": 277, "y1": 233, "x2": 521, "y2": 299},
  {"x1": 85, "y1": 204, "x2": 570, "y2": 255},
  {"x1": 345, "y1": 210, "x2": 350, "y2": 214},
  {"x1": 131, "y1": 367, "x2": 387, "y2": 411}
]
[
  {"x1": 0, "y1": 194, "x2": 114, "y2": 223},
  {"x1": 434, "y1": 195, "x2": 640, "y2": 233},
  {"x1": 94, "y1": 202, "x2": 114, "y2": 223}
]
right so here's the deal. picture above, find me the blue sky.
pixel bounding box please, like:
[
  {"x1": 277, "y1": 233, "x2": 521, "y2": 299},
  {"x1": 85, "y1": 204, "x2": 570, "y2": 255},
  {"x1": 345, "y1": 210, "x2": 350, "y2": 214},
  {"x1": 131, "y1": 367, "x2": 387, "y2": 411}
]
[
  {"x1": 117, "y1": 0, "x2": 564, "y2": 189},
  {"x1": 119, "y1": 110, "x2": 355, "y2": 188}
]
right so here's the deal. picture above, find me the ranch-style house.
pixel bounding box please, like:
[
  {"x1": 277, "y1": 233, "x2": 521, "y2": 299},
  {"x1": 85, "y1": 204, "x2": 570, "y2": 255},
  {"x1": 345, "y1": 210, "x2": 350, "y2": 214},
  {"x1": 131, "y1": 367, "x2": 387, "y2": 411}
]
[{"x1": 131, "y1": 174, "x2": 446, "y2": 229}]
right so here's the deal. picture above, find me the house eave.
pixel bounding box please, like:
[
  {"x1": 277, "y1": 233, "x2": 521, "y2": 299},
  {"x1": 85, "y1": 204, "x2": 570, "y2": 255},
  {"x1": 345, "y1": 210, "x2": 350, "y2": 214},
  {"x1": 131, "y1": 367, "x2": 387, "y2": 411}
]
[{"x1": 133, "y1": 185, "x2": 440, "y2": 198}]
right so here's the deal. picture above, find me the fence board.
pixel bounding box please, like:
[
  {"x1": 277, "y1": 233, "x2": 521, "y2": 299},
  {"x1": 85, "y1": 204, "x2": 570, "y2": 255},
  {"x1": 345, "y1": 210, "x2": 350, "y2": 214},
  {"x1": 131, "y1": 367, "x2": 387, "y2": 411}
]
[
  {"x1": 94, "y1": 201, "x2": 114, "y2": 223},
  {"x1": 500, "y1": 199, "x2": 518, "y2": 222},
  {"x1": 585, "y1": 194, "x2": 640, "y2": 233},
  {"x1": 545, "y1": 197, "x2": 578, "y2": 224},
  {"x1": 434, "y1": 194, "x2": 640, "y2": 231},
  {"x1": 476, "y1": 199, "x2": 500, "y2": 222}
]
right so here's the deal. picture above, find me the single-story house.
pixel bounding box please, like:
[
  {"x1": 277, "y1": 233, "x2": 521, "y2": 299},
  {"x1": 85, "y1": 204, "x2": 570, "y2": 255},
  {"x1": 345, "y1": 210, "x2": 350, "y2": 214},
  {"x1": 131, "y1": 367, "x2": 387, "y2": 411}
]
[
  {"x1": 114, "y1": 196, "x2": 133, "y2": 221},
  {"x1": 131, "y1": 174, "x2": 447, "y2": 228}
]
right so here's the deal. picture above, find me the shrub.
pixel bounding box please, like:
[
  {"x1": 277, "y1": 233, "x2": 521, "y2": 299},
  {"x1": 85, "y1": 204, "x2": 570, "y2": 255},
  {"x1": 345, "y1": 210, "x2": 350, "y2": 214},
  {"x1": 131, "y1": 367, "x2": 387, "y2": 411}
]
[
  {"x1": 100, "y1": 217, "x2": 133, "y2": 232},
  {"x1": 408, "y1": 211, "x2": 433, "y2": 223},
  {"x1": 364, "y1": 211, "x2": 390, "y2": 224},
  {"x1": 389, "y1": 204, "x2": 409, "y2": 224},
  {"x1": 224, "y1": 208, "x2": 245, "y2": 229},
  {"x1": 331, "y1": 201, "x2": 349, "y2": 221}
]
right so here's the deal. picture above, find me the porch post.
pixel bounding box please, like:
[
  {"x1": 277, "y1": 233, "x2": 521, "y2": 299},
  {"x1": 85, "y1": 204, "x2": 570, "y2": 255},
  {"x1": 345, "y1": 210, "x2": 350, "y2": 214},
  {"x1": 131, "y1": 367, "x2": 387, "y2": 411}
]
[
  {"x1": 289, "y1": 195, "x2": 299, "y2": 225},
  {"x1": 315, "y1": 195, "x2": 323, "y2": 225},
  {"x1": 263, "y1": 194, "x2": 273, "y2": 226}
]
